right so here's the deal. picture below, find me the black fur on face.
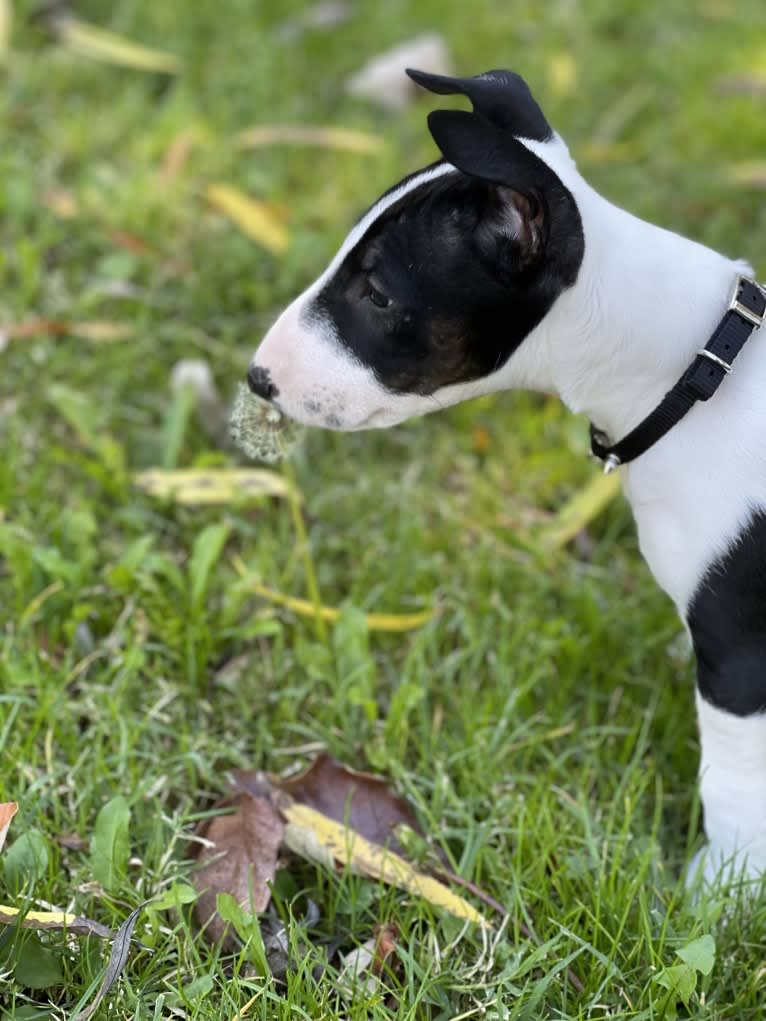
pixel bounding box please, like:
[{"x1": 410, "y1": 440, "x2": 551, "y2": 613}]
[{"x1": 308, "y1": 110, "x2": 584, "y2": 397}]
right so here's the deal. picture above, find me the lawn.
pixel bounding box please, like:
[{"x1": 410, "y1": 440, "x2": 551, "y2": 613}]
[{"x1": 2, "y1": 0, "x2": 766, "y2": 1017}]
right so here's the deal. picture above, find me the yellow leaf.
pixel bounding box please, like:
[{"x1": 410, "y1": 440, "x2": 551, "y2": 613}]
[
  {"x1": 0, "y1": 803, "x2": 17, "y2": 855},
  {"x1": 235, "y1": 124, "x2": 384, "y2": 155},
  {"x1": 57, "y1": 18, "x2": 180, "y2": 74},
  {"x1": 279, "y1": 798, "x2": 489, "y2": 927},
  {"x1": 726, "y1": 162, "x2": 766, "y2": 189},
  {"x1": 0, "y1": 0, "x2": 12, "y2": 62},
  {"x1": 232, "y1": 557, "x2": 434, "y2": 632},
  {"x1": 547, "y1": 53, "x2": 576, "y2": 99},
  {"x1": 0, "y1": 905, "x2": 112, "y2": 938},
  {"x1": 71, "y1": 321, "x2": 132, "y2": 342},
  {"x1": 536, "y1": 472, "x2": 622, "y2": 552},
  {"x1": 206, "y1": 184, "x2": 289, "y2": 255},
  {"x1": 133, "y1": 468, "x2": 297, "y2": 506}
]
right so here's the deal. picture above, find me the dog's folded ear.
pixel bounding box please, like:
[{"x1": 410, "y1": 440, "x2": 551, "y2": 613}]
[
  {"x1": 428, "y1": 108, "x2": 549, "y2": 265},
  {"x1": 406, "y1": 68, "x2": 552, "y2": 142}
]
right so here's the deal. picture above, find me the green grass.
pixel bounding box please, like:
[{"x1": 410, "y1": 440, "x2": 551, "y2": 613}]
[{"x1": 2, "y1": 0, "x2": 766, "y2": 1017}]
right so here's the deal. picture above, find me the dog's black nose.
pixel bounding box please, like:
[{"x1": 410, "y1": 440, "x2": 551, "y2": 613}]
[{"x1": 247, "y1": 365, "x2": 278, "y2": 401}]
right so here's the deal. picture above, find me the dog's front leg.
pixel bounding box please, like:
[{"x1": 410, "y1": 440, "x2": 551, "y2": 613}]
[
  {"x1": 682, "y1": 512, "x2": 766, "y2": 889},
  {"x1": 690, "y1": 694, "x2": 766, "y2": 886}
]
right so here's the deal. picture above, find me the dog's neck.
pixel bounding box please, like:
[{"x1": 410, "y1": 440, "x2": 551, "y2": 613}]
[{"x1": 503, "y1": 140, "x2": 751, "y2": 445}]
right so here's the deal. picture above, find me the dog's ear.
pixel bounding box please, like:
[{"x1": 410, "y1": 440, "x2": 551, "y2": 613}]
[
  {"x1": 407, "y1": 67, "x2": 551, "y2": 141},
  {"x1": 427, "y1": 108, "x2": 547, "y2": 262}
]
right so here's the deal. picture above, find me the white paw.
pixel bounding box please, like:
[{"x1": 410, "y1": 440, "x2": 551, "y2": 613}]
[{"x1": 686, "y1": 843, "x2": 766, "y2": 893}]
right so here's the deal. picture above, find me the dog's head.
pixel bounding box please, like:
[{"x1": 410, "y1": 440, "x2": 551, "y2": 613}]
[{"x1": 248, "y1": 69, "x2": 585, "y2": 430}]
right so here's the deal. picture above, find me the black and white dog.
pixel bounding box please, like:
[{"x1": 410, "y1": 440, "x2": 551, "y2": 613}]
[{"x1": 248, "y1": 69, "x2": 766, "y2": 889}]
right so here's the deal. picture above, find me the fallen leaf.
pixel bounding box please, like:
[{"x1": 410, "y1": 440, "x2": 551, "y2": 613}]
[
  {"x1": 5, "y1": 319, "x2": 131, "y2": 342},
  {"x1": 0, "y1": 802, "x2": 17, "y2": 855},
  {"x1": 74, "y1": 321, "x2": 133, "y2": 342},
  {"x1": 0, "y1": 905, "x2": 111, "y2": 939},
  {"x1": 133, "y1": 468, "x2": 297, "y2": 506},
  {"x1": 278, "y1": 796, "x2": 488, "y2": 926},
  {"x1": 337, "y1": 935, "x2": 379, "y2": 997},
  {"x1": 57, "y1": 17, "x2": 180, "y2": 74},
  {"x1": 0, "y1": 0, "x2": 12, "y2": 62},
  {"x1": 472, "y1": 425, "x2": 491, "y2": 456},
  {"x1": 193, "y1": 794, "x2": 284, "y2": 945},
  {"x1": 547, "y1": 53, "x2": 576, "y2": 99},
  {"x1": 207, "y1": 184, "x2": 289, "y2": 255},
  {"x1": 336, "y1": 923, "x2": 399, "y2": 998},
  {"x1": 372, "y1": 921, "x2": 398, "y2": 976},
  {"x1": 56, "y1": 833, "x2": 89, "y2": 851},
  {"x1": 43, "y1": 189, "x2": 79, "y2": 218},
  {"x1": 715, "y1": 71, "x2": 766, "y2": 97},
  {"x1": 108, "y1": 230, "x2": 154, "y2": 256},
  {"x1": 268, "y1": 754, "x2": 421, "y2": 857},
  {"x1": 235, "y1": 124, "x2": 383, "y2": 155},
  {"x1": 535, "y1": 471, "x2": 621, "y2": 552},
  {"x1": 194, "y1": 755, "x2": 495, "y2": 946},
  {"x1": 232, "y1": 560, "x2": 433, "y2": 632},
  {"x1": 74, "y1": 904, "x2": 145, "y2": 1021},
  {"x1": 726, "y1": 162, "x2": 766, "y2": 189}
]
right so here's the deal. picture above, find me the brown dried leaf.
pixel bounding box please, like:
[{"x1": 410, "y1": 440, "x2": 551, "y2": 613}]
[
  {"x1": 0, "y1": 802, "x2": 17, "y2": 855},
  {"x1": 270, "y1": 754, "x2": 421, "y2": 856},
  {"x1": 193, "y1": 794, "x2": 284, "y2": 945},
  {"x1": 5, "y1": 319, "x2": 131, "y2": 342},
  {"x1": 56, "y1": 833, "x2": 89, "y2": 851},
  {"x1": 372, "y1": 922, "x2": 398, "y2": 977}
]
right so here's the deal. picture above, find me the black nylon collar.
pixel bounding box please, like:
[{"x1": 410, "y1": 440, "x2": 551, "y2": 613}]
[{"x1": 590, "y1": 275, "x2": 766, "y2": 473}]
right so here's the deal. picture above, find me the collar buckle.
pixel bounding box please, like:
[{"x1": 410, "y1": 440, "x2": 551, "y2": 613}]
[{"x1": 729, "y1": 274, "x2": 766, "y2": 329}]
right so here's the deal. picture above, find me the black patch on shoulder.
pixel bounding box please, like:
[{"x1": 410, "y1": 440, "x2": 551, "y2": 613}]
[
  {"x1": 688, "y1": 510, "x2": 766, "y2": 715},
  {"x1": 309, "y1": 155, "x2": 583, "y2": 396}
]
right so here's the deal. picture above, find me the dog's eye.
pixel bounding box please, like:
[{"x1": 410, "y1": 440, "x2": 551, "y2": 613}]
[{"x1": 365, "y1": 283, "x2": 391, "y2": 309}]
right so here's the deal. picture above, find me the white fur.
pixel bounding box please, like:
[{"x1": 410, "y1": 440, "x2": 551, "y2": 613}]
[
  {"x1": 689, "y1": 693, "x2": 766, "y2": 886},
  {"x1": 251, "y1": 123, "x2": 766, "y2": 890}
]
